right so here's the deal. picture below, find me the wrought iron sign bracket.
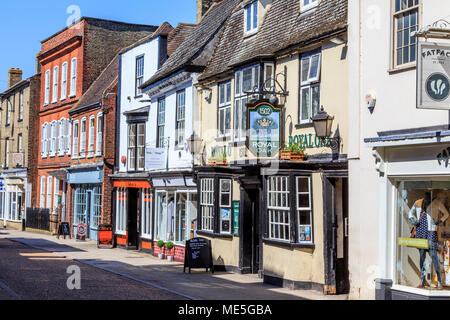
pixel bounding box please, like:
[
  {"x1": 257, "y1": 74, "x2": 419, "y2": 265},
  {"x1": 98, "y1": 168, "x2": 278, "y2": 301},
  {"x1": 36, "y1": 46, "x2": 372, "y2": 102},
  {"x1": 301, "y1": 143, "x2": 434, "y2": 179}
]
[
  {"x1": 243, "y1": 66, "x2": 290, "y2": 105},
  {"x1": 413, "y1": 19, "x2": 450, "y2": 40}
]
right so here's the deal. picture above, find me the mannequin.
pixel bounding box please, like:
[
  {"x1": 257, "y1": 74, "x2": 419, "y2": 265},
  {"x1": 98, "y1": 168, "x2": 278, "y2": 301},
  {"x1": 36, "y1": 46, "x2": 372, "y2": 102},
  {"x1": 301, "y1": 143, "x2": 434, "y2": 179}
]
[{"x1": 409, "y1": 192, "x2": 449, "y2": 290}]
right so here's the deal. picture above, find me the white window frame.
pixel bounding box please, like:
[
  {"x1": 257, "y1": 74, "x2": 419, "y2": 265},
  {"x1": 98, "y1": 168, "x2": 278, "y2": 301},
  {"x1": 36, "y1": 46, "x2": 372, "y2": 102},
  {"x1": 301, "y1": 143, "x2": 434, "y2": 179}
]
[
  {"x1": 157, "y1": 98, "x2": 165, "y2": 148},
  {"x1": 176, "y1": 90, "x2": 186, "y2": 148},
  {"x1": 219, "y1": 179, "x2": 232, "y2": 234},
  {"x1": 44, "y1": 70, "x2": 50, "y2": 105},
  {"x1": 244, "y1": 1, "x2": 258, "y2": 35},
  {"x1": 18, "y1": 90, "x2": 23, "y2": 121},
  {"x1": 70, "y1": 58, "x2": 77, "y2": 97},
  {"x1": 40, "y1": 176, "x2": 46, "y2": 208},
  {"x1": 299, "y1": 51, "x2": 321, "y2": 124},
  {"x1": 96, "y1": 113, "x2": 103, "y2": 156},
  {"x1": 41, "y1": 123, "x2": 47, "y2": 158},
  {"x1": 53, "y1": 178, "x2": 59, "y2": 214},
  {"x1": 61, "y1": 62, "x2": 68, "y2": 100},
  {"x1": 52, "y1": 66, "x2": 59, "y2": 103},
  {"x1": 88, "y1": 115, "x2": 95, "y2": 157},
  {"x1": 296, "y1": 176, "x2": 313, "y2": 244},
  {"x1": 200, "y1": 178, "x2": 214, "y2": 232},
  {"x1": 267, "y1": 176, "x2": 291, "y2": 242},
  {"x1": 218, "y1": 81, "x2": 232, "y2": 138},
  {"x1": 79, "y1": 117, "x2": 86, "y2": 158},
  {"x1": 392, "y1": 0, "x2": 419, "y2": 68},
  {"x1": 263, "y1": 63, "x2": 275, "y2": 91},
  {"x1": 58, "y1": 118, "x2": 65, "y2": 156},
  {"x1": 6, "y1": 98, "x2": 11, "y2": 126},
  {"x1": 301, "y1": 0, "x2": 318, "y2": 12},
  {"x1": 141, "y1": 188, "x2": 152, "y2": 239},
  {"x1": 66, "y1": 120, "x2": 72, "y2": 156},
  {"x1": 136, "y1": 55, "x2": 144, "y2": 96},
  {"x1": 46, "y1": 122, "x2": 51, "y2": 157},
  {"x1": 50, "y1": 121, "x2": 56, "y2": 157},
  {"x1": 115, "y1": 188, "x2": 127, "y2": 235},
  {"x1": 46, "y1": 176, "x2": 52, "y2": 210},
  {"x1": 72, "y1": 120, "x2": 79, "y2": 159}
]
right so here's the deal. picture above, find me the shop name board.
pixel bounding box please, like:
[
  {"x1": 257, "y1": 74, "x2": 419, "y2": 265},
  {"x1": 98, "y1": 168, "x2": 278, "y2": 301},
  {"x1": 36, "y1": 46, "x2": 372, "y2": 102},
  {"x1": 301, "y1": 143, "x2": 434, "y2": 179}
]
[
  {"x1": 417, "y1": 42, "x2": 450, "y2": 110},
  {"x1": 247, "y1": 101, "x2": 281, "y2": 157},
  {"x1": 289, "y1": 134, "x2": 331, "y2": 149}
]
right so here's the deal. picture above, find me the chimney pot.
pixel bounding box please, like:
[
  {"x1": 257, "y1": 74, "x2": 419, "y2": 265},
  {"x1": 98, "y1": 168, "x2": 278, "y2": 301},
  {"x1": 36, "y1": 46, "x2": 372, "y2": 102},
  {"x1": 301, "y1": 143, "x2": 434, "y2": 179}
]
[{"x1": 8, "y1": 68, "x2": 23, "y2": 88}]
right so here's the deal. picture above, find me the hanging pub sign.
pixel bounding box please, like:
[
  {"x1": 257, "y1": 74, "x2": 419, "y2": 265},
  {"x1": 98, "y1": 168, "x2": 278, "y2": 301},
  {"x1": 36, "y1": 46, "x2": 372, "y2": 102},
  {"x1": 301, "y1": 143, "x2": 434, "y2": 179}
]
[
  {"x1": 417, "y1": 42, "x2": 450, "y2": 110},
  {"x1": 247, "y1": 100, "x2": 282, "y2": 157}
]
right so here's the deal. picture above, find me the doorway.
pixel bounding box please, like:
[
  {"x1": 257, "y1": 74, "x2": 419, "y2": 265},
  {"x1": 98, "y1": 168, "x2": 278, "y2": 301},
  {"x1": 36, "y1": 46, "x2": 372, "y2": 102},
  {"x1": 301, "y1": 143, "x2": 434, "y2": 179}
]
[
  {"x1": 127, "y1": 188, "x2": 139, "y2": 249},
  {"x1": 240, "y1": 187, "x2": 261, "y2": 275}
]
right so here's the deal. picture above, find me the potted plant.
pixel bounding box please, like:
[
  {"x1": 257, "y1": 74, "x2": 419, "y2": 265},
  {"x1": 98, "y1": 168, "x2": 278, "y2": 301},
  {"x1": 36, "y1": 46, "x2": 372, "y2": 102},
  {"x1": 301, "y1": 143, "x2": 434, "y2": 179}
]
[
  {"x1": 280, "y1": 143, "x2": 306, "y2": 161},
  {"x1": 166, "y1": 242, "x2": 175, "y2": 262},
  {"x1": 157, "y1": 240, "x2": 165, "y2": 260},
  {"x1": 216, "y1": 151, "x2": 228, "y2": 166}
]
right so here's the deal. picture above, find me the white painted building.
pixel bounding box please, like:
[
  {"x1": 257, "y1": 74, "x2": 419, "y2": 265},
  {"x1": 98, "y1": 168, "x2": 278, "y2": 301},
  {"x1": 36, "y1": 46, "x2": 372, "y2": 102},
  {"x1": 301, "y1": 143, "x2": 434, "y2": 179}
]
[{"x1": 348, "y1": 0, "x2": 450, "y2": 300}]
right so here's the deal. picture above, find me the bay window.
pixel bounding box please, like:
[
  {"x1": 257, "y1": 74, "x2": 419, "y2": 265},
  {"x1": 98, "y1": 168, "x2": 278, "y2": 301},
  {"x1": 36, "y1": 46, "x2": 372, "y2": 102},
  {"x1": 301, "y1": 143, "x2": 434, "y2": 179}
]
[
  {"x1": 299, "y1": 51, "x2": 321, "y2": 124},
  {"x1": 218, "y1": 81, "x2": 231, "y2": 138},
  {"x1": 200, "y1": 178, "x2": 214, "y2": 232}
]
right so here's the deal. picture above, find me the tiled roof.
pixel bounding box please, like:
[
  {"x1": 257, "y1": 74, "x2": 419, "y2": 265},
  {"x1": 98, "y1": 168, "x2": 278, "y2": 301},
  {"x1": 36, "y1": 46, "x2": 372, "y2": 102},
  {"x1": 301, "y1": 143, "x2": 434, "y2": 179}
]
[
  {"x1": 140, "y1": 0, "x2": 242, "y2": 89},
  {"x1": 199, "y1": 0, "x2": 348, "y2": 81},
  {"x1": 72, "y1": 55, "x2": 119, "y2": 113},
  {"x1": 167, "y1": 23, "x2": 197, "y2": 56}
]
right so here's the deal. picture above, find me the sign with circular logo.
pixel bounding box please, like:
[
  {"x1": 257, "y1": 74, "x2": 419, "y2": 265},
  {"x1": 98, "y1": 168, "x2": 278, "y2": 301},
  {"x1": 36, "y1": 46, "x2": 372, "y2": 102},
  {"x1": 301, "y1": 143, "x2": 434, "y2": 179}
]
[
  {"x1": 77, "y1": 223, "x2": 87, "y2": 237},
  {"x1": 426, "y1": 73, "x2": 450, "y2": 101}
]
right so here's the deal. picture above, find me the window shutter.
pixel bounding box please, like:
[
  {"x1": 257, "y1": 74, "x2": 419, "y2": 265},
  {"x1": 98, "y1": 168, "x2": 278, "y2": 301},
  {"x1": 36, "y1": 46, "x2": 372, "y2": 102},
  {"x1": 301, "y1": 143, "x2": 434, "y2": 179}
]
[
  {"x1": 66, "y1": 121, "x2": 71, "y2": 155},
  {"x1": 41, "y1": 124, "x2": 45, "y2": 157},
  {"x1": 56, "y1": 121, "x2": 60, "y2": 154},
  {"x1": 40, "y1": 177, "x2": 46, "y2": 208},
  {"x1": 89, "y1": 117, "x2": 95, "y2": 154}
]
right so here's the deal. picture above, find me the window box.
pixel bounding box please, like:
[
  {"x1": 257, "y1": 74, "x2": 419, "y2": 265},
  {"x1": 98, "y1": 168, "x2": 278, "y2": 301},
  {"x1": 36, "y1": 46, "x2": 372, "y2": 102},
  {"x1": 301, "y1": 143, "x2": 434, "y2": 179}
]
[
  {"x1": 207, "y1": 158, "x2": 217, "y2": 166},
  {"x1": 280, "y1": 150, "x2": 305, "y2": 162}
]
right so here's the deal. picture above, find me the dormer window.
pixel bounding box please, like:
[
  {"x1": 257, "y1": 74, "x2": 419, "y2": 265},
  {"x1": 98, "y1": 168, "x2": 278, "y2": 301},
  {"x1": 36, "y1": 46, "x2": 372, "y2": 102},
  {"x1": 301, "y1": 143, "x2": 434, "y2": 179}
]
[
  {"x1": 301, "y1": 0, "x2": 318, "y2": 12},
  {"x1": 245, "y1": 1, "x2": 258, "y2": 35}
]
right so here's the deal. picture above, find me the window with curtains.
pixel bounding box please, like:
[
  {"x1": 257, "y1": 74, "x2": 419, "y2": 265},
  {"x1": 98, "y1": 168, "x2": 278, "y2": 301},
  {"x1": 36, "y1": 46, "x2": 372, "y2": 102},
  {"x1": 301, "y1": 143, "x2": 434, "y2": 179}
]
[
  {"x1": 115, "y1": 188, "x2": 127, "y2": 235},
  {"x1": 52, "y1": 66, "x2": 58, "y2": 103},
  {"x1": 127, "y1": 123, "x2": 145, "y2": 171},
  {"x1": 88, "y1": 115, "x2": 95, "y2": 157},
  {"x1": 176, "y1": 90, "x2": 186, "y2": 148},
  {"x1": 40, "y1": 176, "x2": 46, "y2": 208},
  {"x1": 157, "y1": 98, "x2": 165, "y2": 148},
  {"x1": 96, "y1": 113, "x2": 103, "y2": 156},
  {"x1": 200, "y1": 178, "x2": 215, "y2": 232},
  {"x1": 393, "y1": 0, "x2": 419, "y2": 67},
  {"x1": 44, "y1": 70, "x2": 50, "y2": 105},
  {"x1": 299, "y1": 51, "x2": 321, "y2": 124},
  {"x1": 218, "y1": 81, "x2": 231, "y2": 138},
  {"x1": 72, "y1": 120, "x2": 79, "y2": 158},
  {"x1": 244, "y1": 1, "x2": 258, "y2": 35},
  {"x1": 136, "y1": 55, "x2": 144, "y2": 96},
  {"x1": 80, "y1": 117, "x2": 86, "y2": 157},
  {"x1": 61, "y1": 62, "x2": 68, "y2": 100},
  {"x1": 46, "y1": 176, "x2": 52, "y2": 210},
  {"x1": 70, "y1": 58, "x2": 77, "y2": 97}
]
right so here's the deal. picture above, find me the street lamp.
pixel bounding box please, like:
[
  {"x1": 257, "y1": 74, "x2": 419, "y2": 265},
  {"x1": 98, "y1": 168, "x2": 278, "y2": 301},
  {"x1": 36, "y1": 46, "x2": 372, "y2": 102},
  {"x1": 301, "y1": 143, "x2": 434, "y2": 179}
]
[
  {"x1": 187, "y1": 132, "x2": 203, "y2": 163},
  {"x1": 310, "y1": 106, "x2": 341, "y2": 159}
]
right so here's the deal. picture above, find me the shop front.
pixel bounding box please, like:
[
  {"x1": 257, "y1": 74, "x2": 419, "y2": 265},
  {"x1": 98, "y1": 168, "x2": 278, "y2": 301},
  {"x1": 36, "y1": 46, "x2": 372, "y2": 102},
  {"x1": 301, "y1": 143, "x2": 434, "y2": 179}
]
[
  {"x1": 0, "y1": 170, "x2": 28, "y2": 230},
  {"x1": 368, "y1": 141, "x2": 450, "y2": 300}
]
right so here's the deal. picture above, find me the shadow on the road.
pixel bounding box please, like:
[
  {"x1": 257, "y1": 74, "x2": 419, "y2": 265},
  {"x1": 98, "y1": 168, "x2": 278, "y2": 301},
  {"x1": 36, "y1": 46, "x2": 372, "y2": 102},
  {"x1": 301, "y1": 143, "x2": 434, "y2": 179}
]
[{"x1": 8, "y1": 238, "x2": 86, "y2": 253}]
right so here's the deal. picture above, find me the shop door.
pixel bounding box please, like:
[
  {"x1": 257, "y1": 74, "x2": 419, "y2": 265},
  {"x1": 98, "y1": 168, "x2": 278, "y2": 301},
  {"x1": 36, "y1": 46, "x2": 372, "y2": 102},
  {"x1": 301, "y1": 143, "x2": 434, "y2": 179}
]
[
  {"x1": 240, "y1": 188, "x2": 261, "y2": 275},
  {"x1": 127, "y1": 188, "x2": 139, "y2": 249},
  {"x1": 86, "y1": 190, "x2": 92, "y2": 240}
]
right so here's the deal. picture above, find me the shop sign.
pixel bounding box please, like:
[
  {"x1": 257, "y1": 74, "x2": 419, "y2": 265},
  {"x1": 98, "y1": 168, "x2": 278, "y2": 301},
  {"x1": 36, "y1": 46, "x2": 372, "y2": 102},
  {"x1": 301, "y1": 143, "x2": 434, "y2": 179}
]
[
  {"x1": 76, "y1": 223, "x2": 87, "y2": 241},
  {"x1": 233, "y1": 201, "x2": 240, "y2": 235},
  {"x1": 398, "y1": 237, "x2": 429, "y2": 249},
  {"x1": 289, "y1": 134, "x2": 331, "y2": 149},
  {"x1": 247, "y1": 101, "x2": 281, "y2": 157},
  {"x1": 113, "y1": 180, "x2": 151, "y2": 189},
  {"x1": 145, "y1": 148, "x2": 167, "y2": 170},
  {"x1": 417, "y1": 42, "x2": 450, "y2": 110},
  {"x1": 184, "y1": 237, "x2": 214, "y2": 274},
  {"x1": 98, "y1": 224, "x2": 113, "y2": 248}
]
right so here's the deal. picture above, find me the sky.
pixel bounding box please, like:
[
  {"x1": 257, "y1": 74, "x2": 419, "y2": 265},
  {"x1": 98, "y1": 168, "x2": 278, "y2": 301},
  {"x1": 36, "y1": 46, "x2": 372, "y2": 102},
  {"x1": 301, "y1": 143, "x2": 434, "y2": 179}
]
[{"x1": 0, "y1": 0, "x2": 197, "y2": 92}]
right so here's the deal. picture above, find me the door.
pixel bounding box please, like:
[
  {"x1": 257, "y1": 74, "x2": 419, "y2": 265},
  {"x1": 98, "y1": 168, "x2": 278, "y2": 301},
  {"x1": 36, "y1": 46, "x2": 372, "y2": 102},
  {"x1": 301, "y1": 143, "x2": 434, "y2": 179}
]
[
  {"x1": 127, "y1": 188, "x2": 139, "y2": 249},
  {"x1": 86, "y1": 190, "x2": 92, "y2": 239},
  {"x1": 240, "y1": 187, "x2": 261, "y2": 274}
]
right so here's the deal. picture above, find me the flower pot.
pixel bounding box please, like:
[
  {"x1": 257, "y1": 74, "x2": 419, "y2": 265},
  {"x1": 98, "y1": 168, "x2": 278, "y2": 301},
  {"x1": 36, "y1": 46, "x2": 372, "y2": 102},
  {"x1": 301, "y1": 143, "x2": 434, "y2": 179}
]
[
  {"x1": 158, "y1": 253, "x2": 164, "y2": 260},
  {"x1": 167, "y1": 256, "x2": 174, "y2": 262},
  {"x1": 216, "y1": 159, "x2": 228, "y2": 166},
  {"x1": 280, "y1": 150, "x2": 305, "y2": 162},
  {"x1": 207, "y1": 159, "x2": 216, "y2": 166}
]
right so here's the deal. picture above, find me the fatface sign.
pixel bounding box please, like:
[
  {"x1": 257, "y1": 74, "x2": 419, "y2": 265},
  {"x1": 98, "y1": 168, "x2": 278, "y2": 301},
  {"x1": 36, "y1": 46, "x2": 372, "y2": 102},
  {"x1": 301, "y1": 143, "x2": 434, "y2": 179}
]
[
  {"x1": 417, "y1": 42, "x2": 450, "y2": 110},
  {"x1": 247, "y1": 101, "x2": 281, "y2": 157}
]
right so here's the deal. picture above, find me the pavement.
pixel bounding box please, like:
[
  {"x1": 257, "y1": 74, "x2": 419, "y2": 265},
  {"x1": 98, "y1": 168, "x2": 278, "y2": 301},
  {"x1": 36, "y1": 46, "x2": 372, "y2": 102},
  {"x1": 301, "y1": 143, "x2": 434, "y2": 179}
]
[{"x1": 0, "y1": 228, "x2": 349, "y2": 300}]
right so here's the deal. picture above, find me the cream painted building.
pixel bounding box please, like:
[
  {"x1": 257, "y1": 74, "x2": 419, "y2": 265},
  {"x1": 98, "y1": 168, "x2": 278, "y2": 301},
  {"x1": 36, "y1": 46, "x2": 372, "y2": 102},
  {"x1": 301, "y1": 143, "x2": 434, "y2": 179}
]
[
  {"x1": 193, "y1": 0, "x2": 349, "y2": 295},
  {"x1": 348, "y1": 0, "x2": 450, "y2": 300}
]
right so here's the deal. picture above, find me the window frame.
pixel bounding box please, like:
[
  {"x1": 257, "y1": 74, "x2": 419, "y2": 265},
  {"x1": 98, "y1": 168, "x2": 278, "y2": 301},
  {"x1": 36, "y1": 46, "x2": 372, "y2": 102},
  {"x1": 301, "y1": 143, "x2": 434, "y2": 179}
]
[
  {"x1": 200, "y1": 178, "x2": 215, "y2": 233},
  {"x1": 157, "y1": 97, "x2": 166, "y2": 148},
  {"x1": 135, "y1": 55, "x2": 145, "y2": 97},
  {"x1": 219, "y1": 179, "x2": 232, "y2": 234},
  {"x1": 44, "y1": 70, "x2": 50, "y2": 105},
  {"x1": 17, "y1": 133, "x2": 23, "y2": 154},
  {"x1": 88, "y1": 115, "x2": 95, "y2": 157},
  {"x1": 4, "y1": 138, "x2": 9, "y2": 168},
  {"x1": 115, "y1": 188, "x2": 127, "y2": 235},
  {"x1": 40, "y1": 176, "x2": 46, "y2": 208},
  {"x1": 218, "y1": 81, "x2": 232, "y2": 139},
  {"x1": 96, "y1": 113, "x2": 103, "y2": 156},
  {"x1": 70, "y1": 58, "x2": 77, "y2": 97},
  {"x1": 79, "y1": 117, "x2": 87, "y2": 158},
  {"x1": 175, "y1": 90, "x2": 186, "y2": 148},
  {"x1": 52, "y1": 66, "x2": 59, "y2": 104},
  {"x1": 301, "y1": 0, "x2": 319, "y2": 12},
  {"x1": 72, "y1": 120, "x2": 79, "y2": 159},
  {"x1": 127, "y1": 122, "x2": 146, "y2": 172},
  {"x1": 18, "y1": 90, "x2": 23, "y2": 121},
  {"x1": 61, "y1": 62, "x2": 68, "y2": 100},
  {"x1": 299, "y1": 51, "x2": 322, "y2": 124},
  {"x1": 296, "y1": 176, "x2": 313, "y2": 244},
  {"x1": 244, "y1": 1, "x2": 258, "y2": 35},
  {"x1": 46, "y1": 176, "x2": 52, "y2": 210}
]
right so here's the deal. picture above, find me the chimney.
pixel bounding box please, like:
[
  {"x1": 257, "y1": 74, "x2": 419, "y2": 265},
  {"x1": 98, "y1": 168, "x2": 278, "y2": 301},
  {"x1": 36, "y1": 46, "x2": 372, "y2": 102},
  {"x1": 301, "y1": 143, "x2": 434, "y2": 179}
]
[
  {"x1": 8, "y1": 68, "x2": 22, "y2": 88},
  {"x1": 197, "y1": 0, "x2": 221, "y2": 23}
]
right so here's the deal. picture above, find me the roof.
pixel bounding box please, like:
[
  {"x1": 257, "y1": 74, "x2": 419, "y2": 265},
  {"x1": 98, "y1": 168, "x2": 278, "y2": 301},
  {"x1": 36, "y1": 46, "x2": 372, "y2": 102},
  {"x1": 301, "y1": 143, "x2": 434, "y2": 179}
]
[
  {"x1": 199, "y1": 0, "x2": 348, "y2": 81},
  {"x1": 71, "y1": 54, "x2": 119, "y2": 114},
  {"x1": 0, "y1": 78, "x2": 31, "y2": 99},
  {"x1": 167, "y1": 23, "x2": 197, "y2": 56},
  {"x1": 140, "y1": 0, "x2": 242, "y2": 89}
]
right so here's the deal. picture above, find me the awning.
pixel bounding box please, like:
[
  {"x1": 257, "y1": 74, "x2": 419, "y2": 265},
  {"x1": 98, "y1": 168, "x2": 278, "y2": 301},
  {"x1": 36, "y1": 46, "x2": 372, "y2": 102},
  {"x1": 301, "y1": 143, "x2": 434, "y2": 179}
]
[
  {"x1": 152, "y1": 176, "x2": 196, "y2": 188},
  {"x1": 47, "y1": 170, "x2": 68, "y2": 182}
]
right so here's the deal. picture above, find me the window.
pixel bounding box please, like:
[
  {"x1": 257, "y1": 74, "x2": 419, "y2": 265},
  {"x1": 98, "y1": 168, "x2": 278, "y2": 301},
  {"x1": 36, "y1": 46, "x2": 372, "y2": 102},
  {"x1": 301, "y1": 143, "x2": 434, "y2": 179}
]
[
  {"x1": 157, "y1": 98, "x2": 165, "y2": 148},
  {"x1": 58, "y1": 119, "x2": 65, "y2": 156},
  {"x1": 234, "y1": 66, "x2": 259, "y2": 141},
  {"x1": 5, "y1": 139, "x2": 9, "y2": 168},
  {"x1": 52, "y1": 66, "x2": 58, "y2": 103},
  {"x1": 80, "y1": 117, "x2": 86, "y2": 157},
  {"x1": 96, "y1": 113, "x2": 103, "y2": 156},
  {"x1": 53, "y1": 178, "x2": 59, "y2": 213},
  {"x1": 6, "y1": 98, "x2": 11, "y2": 126},
  {"x1": 393, "y1": 0, "x2": 419, "y2": 67},
  {"x1": 136, "y1": 55, "x2": 144, "y2": 96},
  {"x1": 128, "y1": 123, "x2": 145, "y2": 171},
  {"x1": 93, "y1": 186, "x2": 102, "y2": 229},
  {"x1": 141, "y1": 189, "x2": 152, "y2": 239},
  {"x1": 46, "y1": 123, "x2": 51, "y2": 157},
  {"x1": 18, "y1": 90, "x2": 23, "y2": 121},
  {"x1": 200, "y1": 178, "x2": 214, "y2": 232},
  {"x1": 218, "y1": 81, "x2": 231, "y2": 138},
  {"x1": 55, "y1": 120, "x2": 60, "y2": 155},
  {"x1": 66, "y1": 120, "x2": 72, "y2": 156},
  {"x1": 40, "y1": 176, "x2": 46, "y2": 208},
  {"x1": 299, "y1": 51, "x2": 321, "y2": 124},
  {"x1": 17, "y1": 134, "x2": 22, "y2": 153},
  {"x1": 301, "y1": 0, "x2": 318, "y2": 12},
  {"x1": 50, "y1": 121, "x2": 56, "y2": 156},
  {"x1": 264, "y1": 63, "x2": 275, "y2": 92},
  {"x1": 74, "y1": 186, "x2": 86, "y2": 225},
  {"x1": 88, "y1": 115, "x2": 95, "y2": 157},
  {"x1": 268, "y1": 176, "x2": 290, "y2": 241},
  {"x1": 70, "y1": 58, "x2": 77, "y2": 97},
  {"x1": 115, "y1": 188, "x2": 127, "y2": 235},
  {"x1": 41, "y1": 123, "x2": 47, "y2": 158},
  {"x1": 46, "y1": 176, "x2": 52, "y2": 210},
  {"x1": 61, "y1": 62, "x2": 68, "y2": 100},
  {"x1": 297, "y1": 177, "x2": 313, "y2": 243},
  {"x1": 176, "y1": 90, "x2": 186, "y2": 147},
  {"x1": 44, "y1": 70, "x2": 50, "y2": 105},
  {"x1": 220, "y1": 179, "x2": 232, "y2": 234},
  {"x1": 245, "y1": 1, "x2": 258, "y2": 34},
  {"x1": 72, "y1": 120, "x2": 79, "y2": 158}
]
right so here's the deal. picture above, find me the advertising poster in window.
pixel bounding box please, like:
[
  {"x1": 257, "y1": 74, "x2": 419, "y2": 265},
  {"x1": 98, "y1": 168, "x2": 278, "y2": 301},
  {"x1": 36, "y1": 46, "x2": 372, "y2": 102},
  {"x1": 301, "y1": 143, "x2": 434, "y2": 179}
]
[
  {"x1": 417, "y1": 42, "x2": 450, "y2": 110},
  {"x1": 247, "y1": 101, "x2": 281, "y2": 157},
  {"x1": 221, "y1": 208, "x2": 230, "y2": 232},
  {"x1": 299, "y1": 226, "x2": 311, "y2": 243}
]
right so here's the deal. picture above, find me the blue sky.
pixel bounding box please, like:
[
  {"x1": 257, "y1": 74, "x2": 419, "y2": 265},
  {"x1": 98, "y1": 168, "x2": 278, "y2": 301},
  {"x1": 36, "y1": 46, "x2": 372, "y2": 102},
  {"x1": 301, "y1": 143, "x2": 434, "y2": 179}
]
[{"x1": 0, "y1": 0, "x2": 197, "y2": 92}]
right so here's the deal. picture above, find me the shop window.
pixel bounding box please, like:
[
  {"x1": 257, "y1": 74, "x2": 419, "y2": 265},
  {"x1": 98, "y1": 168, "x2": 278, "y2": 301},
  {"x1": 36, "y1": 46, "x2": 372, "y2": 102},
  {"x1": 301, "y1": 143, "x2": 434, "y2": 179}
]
[
  {"x1": 0, "y1": 192, "x2": 4, "y2": 219},
  {"x1": 297, "y1": 177, "x2": 313, "y2": 243},
  {"x1": 74, "y1": 186, "x2": 87, "y2": 225},
  {"x1": 136, "y1": 55, "x2": 144, "y2": 96},
  {"x1": 220, "y1": 179, "x2": 232, "y2": 234},
  {"x1": 268, "y1": 176, "x2": 290, "y2": 241},
  {"x1": 127, "y1": 123, "x2": 145, "y2": 172},
  {"x1": 244, "y1": 1, "x2": 258, "y2": 35},
  {"x1": 218, "y1": 81, "x2": 231, "y2": 138},
  {"x1": 299, "y1": 51, "x2": 321, "y2": 124},
  {"x1": 157, "y1": 97, "x2": 166, "y2": 148},
  {"x1": 176, "y1": 90, "x2": 186, "y2": 148},
  {"x1": 93, "y1": 186, "x2": 102, "y2": 229},
  {"x1": 115, "y1": 188, "x2": 127, "y2": 235},
  {"x1": 393, "y1": 0, "x2": 419, "y2": 68},
  {"x1": 200, "y1": 178, "x2": 215, "y2": 232},
  {"x1": 141, "y1": 189, "x2": 152, "y2": 239},
  {"x1": 396, "y1": 181, "x2": 450, "y2": 291}
]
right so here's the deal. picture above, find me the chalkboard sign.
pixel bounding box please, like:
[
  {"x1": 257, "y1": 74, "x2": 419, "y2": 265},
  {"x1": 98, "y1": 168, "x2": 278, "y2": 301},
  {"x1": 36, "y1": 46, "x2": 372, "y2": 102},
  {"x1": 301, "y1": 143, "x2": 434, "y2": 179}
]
[
  {"x1": 98, "y1": 224, "x2": 113, "y2": 248},
  {"x1": 57, "y1": 222, "x2": 71, "y2": 239},
  {"x1": 184, "y1": 237, "x2": 214, "y2": 274}
]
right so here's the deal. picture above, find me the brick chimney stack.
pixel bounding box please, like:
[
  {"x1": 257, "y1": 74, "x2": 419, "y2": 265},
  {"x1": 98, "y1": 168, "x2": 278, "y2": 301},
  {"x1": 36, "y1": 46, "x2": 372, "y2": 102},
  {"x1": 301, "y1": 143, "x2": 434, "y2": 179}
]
[
  {"x1": 8, "y1": 68, "x2": 23, "y2": 88},
  {"x1": 197, "y1": 0, "x2": 221, "y2": 23}
]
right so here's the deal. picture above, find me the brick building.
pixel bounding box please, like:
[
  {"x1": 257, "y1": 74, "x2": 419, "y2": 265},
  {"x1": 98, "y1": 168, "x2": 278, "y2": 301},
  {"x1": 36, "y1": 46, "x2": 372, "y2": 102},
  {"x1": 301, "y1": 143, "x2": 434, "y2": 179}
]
[{"x1": 36, "y1": 17, "x2": 158, "y2": 237}]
